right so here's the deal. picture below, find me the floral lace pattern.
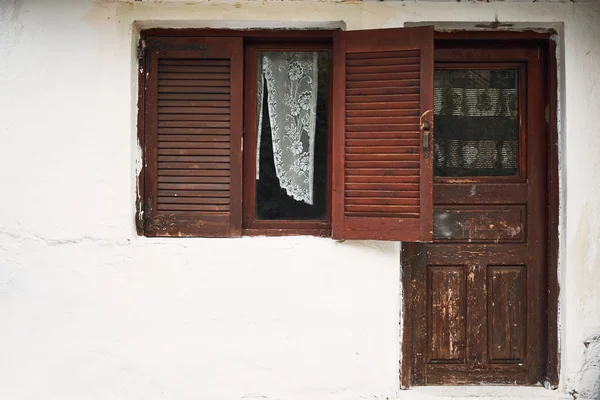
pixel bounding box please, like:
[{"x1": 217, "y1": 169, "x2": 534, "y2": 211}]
[
  {"x1": 433, "y1": 69, "x2": 519, "y2": 176},
  {"x1": 256, "y1": 52, "x2": 318, "y2": 205}
]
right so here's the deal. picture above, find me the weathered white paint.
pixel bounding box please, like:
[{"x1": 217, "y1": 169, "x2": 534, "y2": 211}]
[{"x1": 0, "y1": 0, "x2": 599, "y2": 399}]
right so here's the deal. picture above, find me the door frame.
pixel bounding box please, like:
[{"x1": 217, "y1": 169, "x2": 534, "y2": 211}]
[{"x1": 400, "y1": 30, "x2": 559, "y2": 389}]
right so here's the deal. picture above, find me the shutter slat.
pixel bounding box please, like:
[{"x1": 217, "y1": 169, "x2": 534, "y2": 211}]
[
  {"x1": 159, "y1": 59, "x2": 230, "y2": 66},
  {"x1": 158, "y1": 155, "x2": 230, "y2": 163},
  {"x1": 159, "y1": 93, "x2": 230, "y2": 100},
  {"x1": 158, "y1": 79, "x2": 230, "y2": 87},
  {"x1": 346, "y1": 197, "x2": 420, "y2": 205},
  {"x1": 158, "y1": 169, "x2": 230, "y2": 176},
  {"x1": 158, "y1": 148, "x2": 230, "y2": 156},
  {"x1": 345, "y1": 205, "x2": 420, "y2": 214},
  {"x1": 159, "y1": 109, "x2": 230, "y2": 117},
  {"x1": 345, "y1": 183, "x2": 420, "y2": 191},
  {"x1": 158, "y1": 121, "x2": 230, "y2": 128},
  {"x1": 346, "y1": 139, "x2": 420, "y2": 147},
  {"x1": 346, "y1": 124, "x2": 419, "y2": 132},
  {"x1": 345, "y1": 146, "x2": 418, "y2": 154},
  {"x1": 346, "y1": 117, "x2": 419, "y2": 125},
  {"x1": 346, "y1": 190, "x2": 420, "y2": 198},
  {"x1": 346, "y1": 79, "x2": 419, "y2": 89},
  {"x1": 158, "y1": 102, "x2": 231, "y2": 109},
  {"x1": 346, "y1": 98, "x2": 420, "y2": 108},
  {"x1": 345, "y1": 176, "x2": 420, "y2": 184},
  {"x1": 346, "y1": 71, "x2": 420, "y2": 82},
  {"x1": 345, "y1": 161, "x2": 420, "y2": 168},
  {"x1": 346, "y1": 154, "x2": 420, "y2": 162},
  {"x1": 158, "y1": 183, "x2": 230, "y2": 190},
  {"x1": 158, "y1": 66, "x2": 230, "y2": 73},
  {"x1": 332, "y1": 26, "x2": 434, "y2": 241},
  {"x1": 346, "y1": 49, "x2": 420, "y2": 60},
  {"x1": 347, "y1": 57, "x2": 420, "y2": 66},
  {"x1": 346, "y1": 102, "x2": 419, "y2": 110},
  {"x1": 158, "y1": 162, "x2": 230, "y2": 170},
  {"x1": 346, "y1": 87, "x2": 420, "y2": 96},
  {"x1": 158, "y1": 87, "x2": 230, "y2": 94},
  {"x1": 158, "y1": 142, "x2": 230, "y2": 150},
  {"x1": 157, "y1": 131, "x2": 230, "y2": 137},
  {"x1": 157, "y1": 197, "x2": 230, "y2": 204},
  {"x1": 158, "y1": 176, "x2": 230, "y2": 183},
  {"x1": 159, "y1": 73, "x2": 230, "y2": 80},
  {"x1": 347, "y1": 64, "x2": 420, "y2": 74},
  {"x1": 346, "y1": 167, "x2": 419, "y2": 176},
  {"x1": 346, "y1": 132, "x2": 420, "y2": 140},
  {"x1": 157, "y1": 190, "x2": 230, "y2": 197},
  {"x1": 157, "y1": 204, "x2": 230, "y2": 212}
]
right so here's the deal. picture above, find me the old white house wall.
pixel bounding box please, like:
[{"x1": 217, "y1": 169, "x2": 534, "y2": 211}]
[{"x1": 0, "y1": 0, "x2": 599, "y2": 399}]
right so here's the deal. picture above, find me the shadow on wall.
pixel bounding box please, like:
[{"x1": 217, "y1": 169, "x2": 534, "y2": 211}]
[{"x1": 571, "y1": 335, "x2": 600, "y2": 399}]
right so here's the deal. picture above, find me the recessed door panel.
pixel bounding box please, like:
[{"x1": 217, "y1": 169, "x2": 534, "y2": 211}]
[
  {"x1": 487, "y1": 265, "x2": 526, "y2": 364},
  {"x1": 427, "y1": 266, "x2": 467, "y2": 363},
  {"x1": 433, "y1": 206, "x2": 526, "y2": 243}
]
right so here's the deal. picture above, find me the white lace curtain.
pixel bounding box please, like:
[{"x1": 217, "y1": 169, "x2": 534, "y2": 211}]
[{"x1": 256, "y1": 52, "x2": 319, "y2": 205}]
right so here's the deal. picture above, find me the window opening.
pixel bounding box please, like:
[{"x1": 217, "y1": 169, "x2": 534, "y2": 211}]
[{"x1": 255, "y1": 51, "x2": 329, "y2": 220}]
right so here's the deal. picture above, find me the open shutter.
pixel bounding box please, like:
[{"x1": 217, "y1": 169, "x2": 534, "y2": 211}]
[
  {"x1": 332, "y1": 26, "x2": 434, "y2": 241},
  {"x1": 143, "y1": 37, "x2": 243, "y2": 237}
]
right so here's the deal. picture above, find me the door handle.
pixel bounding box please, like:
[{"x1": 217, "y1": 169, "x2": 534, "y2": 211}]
[{"x1": 423, "y1": 119, "x2": 430, "y2": 159}]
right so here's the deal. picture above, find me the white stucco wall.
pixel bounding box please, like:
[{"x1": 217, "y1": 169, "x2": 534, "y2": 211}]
[{"x1": 0, "y1": 0, "x2": 599, "y2": 399}]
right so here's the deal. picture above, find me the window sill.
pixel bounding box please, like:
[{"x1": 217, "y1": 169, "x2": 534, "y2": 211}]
[{"x1": 242, "y1": 227, "x2": 331, "y2": 237}]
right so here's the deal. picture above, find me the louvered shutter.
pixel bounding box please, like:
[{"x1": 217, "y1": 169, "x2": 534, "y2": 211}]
[
  {"x1": 332, "y1": 26, "x2": 434, "y2": 241},
  {"x1": 143, "y1": 37, "x2": 243, "y2": 237}
]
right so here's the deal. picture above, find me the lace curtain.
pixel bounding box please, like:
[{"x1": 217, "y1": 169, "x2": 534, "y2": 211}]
[
  {"x1": 433, "y1": 70, "x2": 519, "y2": 176},
  {"x1": 256, "y1": 52, "x2": 319, "y2": 205}
]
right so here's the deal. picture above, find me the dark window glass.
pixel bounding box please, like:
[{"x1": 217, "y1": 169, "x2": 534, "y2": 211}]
[{"x1": 433, "y1": 69, "x2": 519, "y2": 177}]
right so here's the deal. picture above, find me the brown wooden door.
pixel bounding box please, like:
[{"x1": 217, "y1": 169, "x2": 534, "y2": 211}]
[{"x1": 403, "y1": 44, "x2": 549, "y2": 385}]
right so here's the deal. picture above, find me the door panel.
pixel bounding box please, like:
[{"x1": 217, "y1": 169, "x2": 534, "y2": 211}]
[
  {"x1": 433, "y1": 206, "x2": 526, "y2": 243},
  {"x1": 427, "y1": 265, "x2": 467, "y2": 363},
  {"x1": 487, "y1": 265, "x2": 526, "y2": 364},
  {"x1": 405, "y1": 45, "x2": 547, "y2": 385}
]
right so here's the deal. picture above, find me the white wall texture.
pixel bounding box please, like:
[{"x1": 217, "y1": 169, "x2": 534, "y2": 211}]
[{"x1": 0, "y1": 0, "x2": 599, "y2": 399}]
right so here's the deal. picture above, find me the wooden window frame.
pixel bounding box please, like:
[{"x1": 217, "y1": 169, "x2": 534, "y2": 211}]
[
  {"x1": 242, "y1": 41, "x2": 334, "y2": 237},
  {"x1": 136, "y1": 30, "x2": 336, "y2": 237},
  {"x1": 136, "y1": 27, "x2": 436, "y2": 241}
]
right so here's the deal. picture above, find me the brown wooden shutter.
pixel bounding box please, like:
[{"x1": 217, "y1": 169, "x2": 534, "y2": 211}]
[
  {"x1": 332, "y1": 26, "x2": 434, "y2": 242},
  {"x1": 143, "y1": 37, "x2": 243, "y2": 237}
]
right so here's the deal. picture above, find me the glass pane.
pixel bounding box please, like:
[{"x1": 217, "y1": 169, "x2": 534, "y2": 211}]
[
  {"x1": 433, "y1": 69, "x2": 519, "y2": 177},
  {"x1": 255, "y1": 51, "x2": 329, "y2": 220}
]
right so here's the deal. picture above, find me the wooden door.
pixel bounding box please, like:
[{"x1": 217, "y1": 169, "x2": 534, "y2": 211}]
[{"x1": 403, "y1": 44, "x2": 549, "y2": 385}]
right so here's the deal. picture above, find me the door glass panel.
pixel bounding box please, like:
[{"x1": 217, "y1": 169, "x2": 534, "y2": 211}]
[{"x1": 433, "y1": 69, "x2": 519, "y2": 177}]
